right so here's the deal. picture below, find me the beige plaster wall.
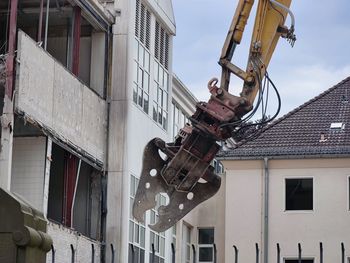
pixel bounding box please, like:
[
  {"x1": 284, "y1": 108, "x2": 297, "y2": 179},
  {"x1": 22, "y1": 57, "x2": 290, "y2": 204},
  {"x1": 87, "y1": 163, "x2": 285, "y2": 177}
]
[{"x1": 221, "y1": 158, "x2": 350, "y2": 263}]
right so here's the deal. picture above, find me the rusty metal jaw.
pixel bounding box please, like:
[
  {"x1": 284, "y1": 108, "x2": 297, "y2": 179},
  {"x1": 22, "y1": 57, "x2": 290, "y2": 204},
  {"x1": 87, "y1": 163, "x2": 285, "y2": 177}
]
[{"x1": 132, "y1": 138, "x2": 221, "y2": 233}]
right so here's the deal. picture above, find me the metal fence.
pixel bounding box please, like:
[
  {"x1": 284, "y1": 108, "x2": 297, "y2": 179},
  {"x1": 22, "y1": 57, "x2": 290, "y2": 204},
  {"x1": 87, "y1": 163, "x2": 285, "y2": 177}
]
[
  {"x1": 231, "y1": 242, "x2": 348, "y2": 263},
  {"x1": 50, "y1": 241, "x2": 349, "y2": 263}
]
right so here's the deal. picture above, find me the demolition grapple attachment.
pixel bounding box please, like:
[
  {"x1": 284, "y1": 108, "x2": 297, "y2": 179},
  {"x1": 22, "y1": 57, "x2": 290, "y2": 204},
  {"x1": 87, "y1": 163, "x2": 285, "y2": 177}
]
[{"x1": 133, "y1": 79, "x2": 252, "y2": 232}]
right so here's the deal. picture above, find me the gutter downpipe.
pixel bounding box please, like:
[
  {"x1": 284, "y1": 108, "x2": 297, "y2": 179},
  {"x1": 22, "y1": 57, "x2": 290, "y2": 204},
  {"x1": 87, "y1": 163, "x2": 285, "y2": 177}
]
[{"x1": 263, "y1": 157, "x2": 269, "y2": 263}]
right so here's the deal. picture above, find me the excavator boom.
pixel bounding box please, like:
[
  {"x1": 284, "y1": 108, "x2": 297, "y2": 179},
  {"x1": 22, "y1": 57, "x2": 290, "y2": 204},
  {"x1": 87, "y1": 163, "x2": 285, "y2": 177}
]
[{"x1": 133, "y1": 0, "x2": 296, "y2": 232}]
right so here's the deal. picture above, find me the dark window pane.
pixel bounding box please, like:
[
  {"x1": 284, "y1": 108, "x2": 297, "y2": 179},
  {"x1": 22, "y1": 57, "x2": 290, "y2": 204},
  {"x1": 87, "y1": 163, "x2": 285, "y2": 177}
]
[
  {"x1": 128, "y1": 244, "x2": 132, "y2": 263},
  {"x1": 198, "y1": 228, "x2": 214, "y2": 244},
  {"x1": 286, "y1": 178, "x2": 313, "y2": 210},
  {"x1": 153, "y1": 104, "x2": 158, "y2": 121},
  {"x1": 135, "y1": 247, "x2": 139, "y2": 262},
  {"x1": 199, "y1": 247, "x2": 213, "y2": 262},
  {"x1": 138, "y1": 87, "x2": 143, "y2": 106},
  {"x1": 285, "y1": 260, "x2": 313, "y2": 263},
  {"x1": 143, "y1": 93, "x2": 149, "y2": 113},
  {"x1": 140, "y1": 249, "x2": 145, "y2": 263}
]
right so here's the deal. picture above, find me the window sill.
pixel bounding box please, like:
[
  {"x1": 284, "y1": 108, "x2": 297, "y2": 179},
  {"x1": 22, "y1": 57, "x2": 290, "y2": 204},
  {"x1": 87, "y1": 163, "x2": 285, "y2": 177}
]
[{"x1": 283, "y1": 210, "x2": 314, "y2": 214}]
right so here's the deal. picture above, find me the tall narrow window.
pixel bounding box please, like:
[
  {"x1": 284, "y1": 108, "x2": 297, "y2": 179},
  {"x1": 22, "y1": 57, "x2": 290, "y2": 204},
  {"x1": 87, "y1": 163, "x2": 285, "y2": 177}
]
[
  {"x1": 129, "y1": 175, "x2": 146, "y2": 263},
  {"x1": 285, "y1": 178, "x2": 313, "y2": 211},
  {"x1": 133, "y1": 0, "x2": 151, "y2": 113},
  {"x1": 149, "y1": 194, "x2": 166, "y2": 263},
  {"x1": 198, "y1": 228, "x2": 214, "y2": 263},
  {"x1": 182, "y1": 224, "x2": 191, "y2": 263},
  {"x1": 153, "y1": 21, "x2": 170, "y2": 129},
  {"x1": 171, "y1": 102, "x2": 188, "y2": 139},
  {"x1": 172, "y1": 225, "x2": 177, "y2": 254}
]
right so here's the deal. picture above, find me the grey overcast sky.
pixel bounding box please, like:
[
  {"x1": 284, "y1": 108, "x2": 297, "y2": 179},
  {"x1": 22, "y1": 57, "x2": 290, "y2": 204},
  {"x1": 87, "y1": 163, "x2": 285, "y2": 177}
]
[{"x1": 172, "y1": 0, "x2": 350, "y2": 116}]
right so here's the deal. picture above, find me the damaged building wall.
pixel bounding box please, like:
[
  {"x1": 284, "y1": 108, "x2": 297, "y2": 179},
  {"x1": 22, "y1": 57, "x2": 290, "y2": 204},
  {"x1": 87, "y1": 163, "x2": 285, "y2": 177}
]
[
  {"x1": 47, "y1": 142, "x2": 103, "y2": 240},
  {"x1": 15, "y1": 31, "x2": 107, "y2": 162},
  {"x1": 10, "y1": 136, "x2": 47, "y2": 211}
]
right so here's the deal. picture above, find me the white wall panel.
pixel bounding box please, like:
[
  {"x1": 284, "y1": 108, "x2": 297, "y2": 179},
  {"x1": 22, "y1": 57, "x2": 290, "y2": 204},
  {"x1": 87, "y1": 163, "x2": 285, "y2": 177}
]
[{"x1": 11, "y1": 136, "x2": 46, "y2": 211}]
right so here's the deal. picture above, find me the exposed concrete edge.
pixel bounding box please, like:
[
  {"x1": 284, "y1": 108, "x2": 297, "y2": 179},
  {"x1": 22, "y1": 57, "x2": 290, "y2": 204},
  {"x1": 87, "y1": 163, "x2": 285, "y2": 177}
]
[{"x1": 15, "y1": 109, "x2": 104, "y2": 170}]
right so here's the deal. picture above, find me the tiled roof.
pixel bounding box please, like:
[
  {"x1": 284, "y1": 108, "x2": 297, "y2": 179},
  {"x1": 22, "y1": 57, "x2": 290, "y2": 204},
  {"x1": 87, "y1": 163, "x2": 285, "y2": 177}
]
[{"x1": 218, "y1": 77, "x2": 350, "y2": 159}]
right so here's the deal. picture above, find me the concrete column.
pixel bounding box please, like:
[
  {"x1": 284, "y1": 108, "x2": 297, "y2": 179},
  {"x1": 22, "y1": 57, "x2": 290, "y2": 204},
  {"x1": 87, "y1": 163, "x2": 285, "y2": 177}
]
[
  {"x1": 106, "y1": 0, "x2": 132, "y2": 261},
  {"x1": 43, "y1": 137, "x2": 53, "y2": 216},
  {"x1": 0, "y1": 95, "x2": 14, "y2": 190}
]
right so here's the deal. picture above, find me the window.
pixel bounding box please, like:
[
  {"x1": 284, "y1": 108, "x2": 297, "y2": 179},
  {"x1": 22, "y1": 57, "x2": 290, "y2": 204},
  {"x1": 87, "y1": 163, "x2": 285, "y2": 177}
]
[
  {"x1": 133, "y1": 0, "x2": 151, "y2": 113},
  {"x1": 154, "y1": 21, "x2": 170, "y2": 70},
  {"x1": 182, "y1": 224, "x2": 191, "y2": 263},
  {"x1": 349, "y1": 177, "x2": 350, "y2": 210},
  {"x1": 285, "y1": 178, "x2": 313, "y2": 211},
  {"x1": 129, "y1": 175, "x2": 146, "y2": 263},
  {"x1": 198, "y1": 228, "x2": 214, "y2": 263},
  {"x1": 5, "y1": 2, "x2": 109, "y2": 97},
  {"x1": 212, "y1": 159, "x2": 224, "y2": 174},
  {"x1": 153, "y1": 21, "x2": 170, "y2": 129},
  {"x1": 171, "y1": 102, "x2": 189, "y2": 139},
  {"x1": 47, "y1": 143, "x2": 102, "y2": 240},
  {"x1": 153, "y1": 61, "x2": 169, "y2": 129},
  {"x1": 285, "y1": 259, "x2": 314, "y2": 263},
  {"x1": 172, "y1": 225, "x2": 177, "y2": 247},
  {"x1": 149, "y1": 194, "x2": 167, "y2": 263},
  {"x1": 172, "y1": 225, "x2": 177, "y2": 259}
]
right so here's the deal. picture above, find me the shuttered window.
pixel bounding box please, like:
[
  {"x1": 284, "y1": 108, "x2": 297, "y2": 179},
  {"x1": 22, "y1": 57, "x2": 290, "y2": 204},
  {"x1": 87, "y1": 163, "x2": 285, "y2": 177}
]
[
  {"x1": 133, "y1": 0, "x2": 151, "y2": 113},
  {"x1": 155, "y1": 21, "x2": 170, "y2": 70},
  {"x1": 135, "y1": 0, "x2": 151, "y2": 49}
]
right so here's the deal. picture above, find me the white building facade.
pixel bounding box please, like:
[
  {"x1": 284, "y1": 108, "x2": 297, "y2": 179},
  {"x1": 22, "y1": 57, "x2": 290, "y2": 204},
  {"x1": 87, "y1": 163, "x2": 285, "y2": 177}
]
[
  {"x1": 0, "y1": 0, "x2": 227, "y2": 262},
  {"x1": 107, "y1": 0, "x2": 177, "y2": 262}
]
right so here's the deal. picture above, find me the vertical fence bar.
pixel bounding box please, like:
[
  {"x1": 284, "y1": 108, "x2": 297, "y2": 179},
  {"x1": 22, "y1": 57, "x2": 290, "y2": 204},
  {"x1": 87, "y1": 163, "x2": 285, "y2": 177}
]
[
  {"x1": 277, "y1": 243, "x2": 280, "y2": 263},
  {"x1": 171, "y1": 243, "x2": 175, "y2": 263},
  {"x1": 256, "y1": 243, "x2": 259, "y2": 263},
  {"x1": 51, "y1": 244, "x2": 56, "y2": 263},
  {"x1": 319, "y1": 242, "x2": 323, "y2": 263},
  {"x1": 151, "y1": 243, "x2": 155, "y2": 263},
  {"x1": 91, "y1": 244, "x2": 95, "y2": 263},
  {"x1": 298, "y1": 243, "x2": 302, "y2": 263},
  {"x1": 70, "y1": 244, "x2": 75, "y2": 263},
  {"x1": 341, "y1": 242, "x2": 345, "y2": 263},
  {"x1": 192, "y1": 244, "x2": 196, "y2": 263},
  {"x1": 213, "y1": 243, "x2": 217, "y2": 263},
  {"x1": 110, "y1": 244, "x2": 115, "y2": 263},
  {"x1": 233, "y1": 245, "x2": 238, "y2": 263}
]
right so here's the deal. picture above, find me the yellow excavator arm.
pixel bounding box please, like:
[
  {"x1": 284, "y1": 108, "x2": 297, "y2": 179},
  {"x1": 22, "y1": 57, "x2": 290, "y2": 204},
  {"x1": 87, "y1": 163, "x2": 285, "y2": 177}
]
[
  {"x1": 220, "y1": 0, "x2": 295, "y2": 104},
  {"x1": 133, "y1": 0, "x2": 296, "y2": 232}
]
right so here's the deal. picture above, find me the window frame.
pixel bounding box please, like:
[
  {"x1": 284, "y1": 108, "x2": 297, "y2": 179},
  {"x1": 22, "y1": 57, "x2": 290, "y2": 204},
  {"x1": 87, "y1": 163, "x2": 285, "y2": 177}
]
[
  {"x1": 171, "y1": 101, "x2": 190, "y2": 139},
  {"x1": 133, "y1": 38, "x2": 151, "y2": 114},
  {"x1": 129, "y1": 174, "x2": 146, "y2": 263},
  {"x1": 284, "y1": 177, "x2": 314, "y2": 212},
  {"x1": 149, "y1": 194, "x2": 167, "y2": 262},
  {"x1": 197, "y1": 227, "x2": 215, "y2": 263},
  {"x1": 181, "y1": 223, "x2": 192, "y2": 263},
  {"x1": 284, "y1": 258, "x2": 314, "y2": 263},
  {"x1": 348, "y1": 176, "x2": 350, "y2": 211},
  {"x1": 152, "y1": 60, "x2": 169, "y2": 130}
]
